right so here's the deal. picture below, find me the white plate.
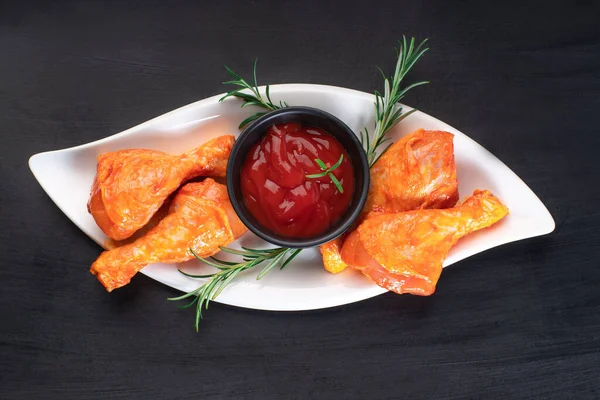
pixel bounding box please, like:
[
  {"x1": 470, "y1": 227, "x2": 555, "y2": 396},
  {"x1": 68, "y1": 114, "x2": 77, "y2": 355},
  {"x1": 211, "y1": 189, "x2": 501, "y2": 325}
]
[{"x1": 28, "y1": 84, "x2": 555, "y2": 311}]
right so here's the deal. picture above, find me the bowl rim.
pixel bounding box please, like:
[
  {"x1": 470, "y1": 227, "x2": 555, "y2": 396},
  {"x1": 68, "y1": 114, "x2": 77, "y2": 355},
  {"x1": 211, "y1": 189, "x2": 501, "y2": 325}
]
[{"x1": 226, "y1": 106, "x2": 370, "y2": 248}]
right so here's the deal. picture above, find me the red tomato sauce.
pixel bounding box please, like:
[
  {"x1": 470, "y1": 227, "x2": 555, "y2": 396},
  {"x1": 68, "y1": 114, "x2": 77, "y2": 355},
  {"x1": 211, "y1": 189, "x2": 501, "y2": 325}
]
[{"x1": 241, "y1": 122, "x2": 354, "y2": 238}]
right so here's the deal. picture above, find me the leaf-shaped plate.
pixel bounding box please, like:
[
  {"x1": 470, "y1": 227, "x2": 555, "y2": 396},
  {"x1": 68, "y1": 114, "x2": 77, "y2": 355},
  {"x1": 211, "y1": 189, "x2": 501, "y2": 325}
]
[{"x1": 29, "y1": 84, "x2": 554, "y2": 311}]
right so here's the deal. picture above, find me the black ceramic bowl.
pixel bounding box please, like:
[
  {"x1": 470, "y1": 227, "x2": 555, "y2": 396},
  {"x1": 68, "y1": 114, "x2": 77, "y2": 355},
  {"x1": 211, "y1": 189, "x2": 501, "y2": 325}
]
[{"x1": 226, "y1": 106, "x2": 370, "y2": 248}]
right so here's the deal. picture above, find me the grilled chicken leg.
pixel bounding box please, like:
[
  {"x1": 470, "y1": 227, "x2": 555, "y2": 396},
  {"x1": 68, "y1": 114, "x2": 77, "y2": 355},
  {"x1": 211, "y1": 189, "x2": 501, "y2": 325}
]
[
  {"x1": 88, "y1": 135, "x2": 234, "y2": 241},
  {"x1": 90, "y1": 179, "x2": 247, "y2": 292},
  {"x1": 341, "y1": 190, "x2": 508, "y2": 295}
]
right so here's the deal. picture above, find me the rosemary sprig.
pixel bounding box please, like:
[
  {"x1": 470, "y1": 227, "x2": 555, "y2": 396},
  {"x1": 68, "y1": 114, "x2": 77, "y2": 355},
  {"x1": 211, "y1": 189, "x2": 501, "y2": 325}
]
[
  {"x1": 169, "y1": 246, "x2": 301, "y2": 331},
  {"x1": 360, "y1": 36, "x2": 429, "y2": 166},
  {"x1": 220, "y1": 59, "x2": 289, "y2": 128},
  {"x1": 305, "y1": 155, "x2": 345, "y2": 193}
]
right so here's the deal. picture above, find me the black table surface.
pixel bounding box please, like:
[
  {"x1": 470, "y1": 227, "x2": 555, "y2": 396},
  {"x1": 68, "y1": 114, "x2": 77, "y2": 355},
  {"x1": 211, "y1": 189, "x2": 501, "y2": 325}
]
[{"x1": 2, "y1": 1, "x2": 599, "y2": 399}]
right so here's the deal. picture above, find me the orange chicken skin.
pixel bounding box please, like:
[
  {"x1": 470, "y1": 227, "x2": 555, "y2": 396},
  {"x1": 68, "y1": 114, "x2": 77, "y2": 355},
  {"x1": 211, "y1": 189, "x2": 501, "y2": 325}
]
[
  {"x1": 90, "y1": 179, "x2": 247, "y2": 292},
  {"x1": 320, "y1": 129, "x2": 459, "y2": 274},
  {"x1": 364, "y1": 128, "x2": 459, "y2": 216},
  {"x1": 341, "y1": 190, "x2": 508, "y2": 296},
  {"x1": 88, "y1": 135, "x2": 235, "y2": 241},
  {"x1": 319, "y1": 236, "x2": 347, "y2": 274}
]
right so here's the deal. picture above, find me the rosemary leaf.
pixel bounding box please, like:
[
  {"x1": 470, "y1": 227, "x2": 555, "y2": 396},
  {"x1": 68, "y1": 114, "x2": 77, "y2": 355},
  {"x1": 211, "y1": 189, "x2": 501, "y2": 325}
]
[
  {"x1": 220, "y1": 60, "x2": 286, "y2": 128},
  {"x1": 361, "y1": 36, "x2": 429, "y2": 166},
  {"x1": 328, "y1": 173, "x2": 344, "y2": 194},
  {"x1": 306, "y1": 155, "x2": 345, "y2": 193},
  {"x1": 172, "y1": 246, "x2": 301, "y2": 330}
]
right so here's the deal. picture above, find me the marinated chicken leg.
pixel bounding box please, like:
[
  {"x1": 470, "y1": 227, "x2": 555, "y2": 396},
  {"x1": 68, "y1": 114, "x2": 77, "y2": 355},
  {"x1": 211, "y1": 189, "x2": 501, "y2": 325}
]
[
  {"x1": 364, "y1": 129, "x2": 459, "y2": 216},
  {"x1": 88, "y1": 135, "x2": 235, "y2": 241},
  {"x1": 321, "y1": 129, "x2": 459, "y2": 274},
  {"x1": 341, "y1": 190, "x2": 508, "y2": 295},
  {"x1": 90, "y1": 179, "x2": 247, "y2": 292}
]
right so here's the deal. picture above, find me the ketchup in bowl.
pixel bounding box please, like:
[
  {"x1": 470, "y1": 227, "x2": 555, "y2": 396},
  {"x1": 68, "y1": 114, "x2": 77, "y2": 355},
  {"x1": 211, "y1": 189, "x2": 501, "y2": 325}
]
[{"x1": 240, "y1": 122, "x2": 354, "y2": 238}]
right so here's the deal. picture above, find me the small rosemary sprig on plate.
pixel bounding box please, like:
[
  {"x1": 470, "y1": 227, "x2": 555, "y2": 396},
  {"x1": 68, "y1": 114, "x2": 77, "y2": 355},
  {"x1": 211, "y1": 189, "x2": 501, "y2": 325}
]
[
  {"x1": 169, "y1": 246, "x2": 301, "y2": 331},
  {"x1": 220, "y1": 59, "x2": 289, "y2": 128},
  {"x1": 360, "y1": 36, "x2": 429, "y2": 166},
  {"x1": 305, "y1": 154, "x2": 345, "y2": 193}
]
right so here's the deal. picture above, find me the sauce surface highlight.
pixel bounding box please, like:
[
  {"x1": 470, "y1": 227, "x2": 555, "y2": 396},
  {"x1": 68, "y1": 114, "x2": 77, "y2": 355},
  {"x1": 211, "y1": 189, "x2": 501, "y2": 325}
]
[{"x1": 241, "y1": 122, "x2": 354, "y2": 238}]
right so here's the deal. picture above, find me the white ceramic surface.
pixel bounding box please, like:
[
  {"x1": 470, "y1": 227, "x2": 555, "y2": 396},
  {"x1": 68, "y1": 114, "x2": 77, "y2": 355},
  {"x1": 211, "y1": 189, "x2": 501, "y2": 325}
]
[{"x1": 29, "y1": 84, "x2": 555, "y2": 311}]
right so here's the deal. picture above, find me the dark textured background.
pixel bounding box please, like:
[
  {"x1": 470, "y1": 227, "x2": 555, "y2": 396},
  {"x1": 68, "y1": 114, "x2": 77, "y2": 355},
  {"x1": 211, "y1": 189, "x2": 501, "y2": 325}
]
[{"x1": 1, "y1": 1, "x2": 599, "y2": 399}]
